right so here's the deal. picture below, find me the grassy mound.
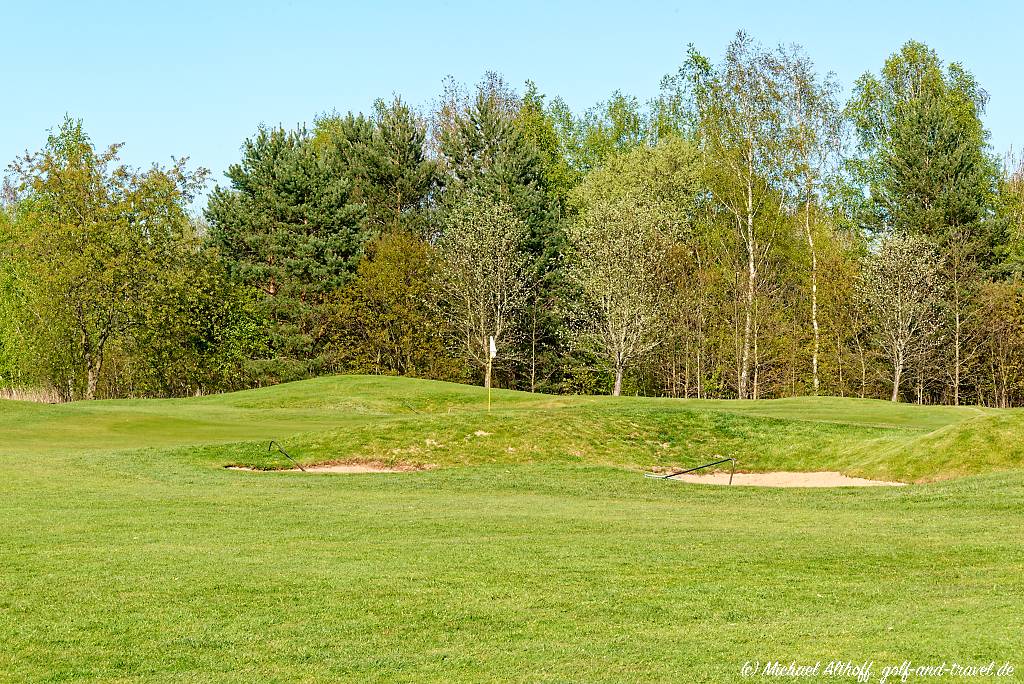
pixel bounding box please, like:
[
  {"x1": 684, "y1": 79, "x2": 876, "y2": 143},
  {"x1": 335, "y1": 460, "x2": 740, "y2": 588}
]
[{"x1": 4, "y1": 375, "x2": 1019, "y2": 482}]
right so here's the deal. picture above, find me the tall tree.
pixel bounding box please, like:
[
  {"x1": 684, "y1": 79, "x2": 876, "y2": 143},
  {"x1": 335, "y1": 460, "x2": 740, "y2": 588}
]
[
  {"x1": 779, "y1": 46, "x2": 845, "y2": 395},
  {"x1": 436, "y1": 74, "x2": 565, "y2": 391},
  {"x1": 6, "y1": 118, "x2": 206, "y2": 399},
  {"x1": 849, "y1": 41, "x2": 997, "y2": 404},
  {"x1": 205, "y1": 125, "x2": 365, "y2": 380},
  {"x1": 435, "y1": 195, "x2": 530, "y2": 389},
  {"x1": 677, "y1": 32, "x2": 788, "y2": 398}
]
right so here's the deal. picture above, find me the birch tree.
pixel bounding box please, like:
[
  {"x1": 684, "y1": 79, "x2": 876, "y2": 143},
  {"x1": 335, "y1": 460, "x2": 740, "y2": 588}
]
[
  {"x1": 780, "y1": 47, "x2": 844, "y2": 395},
  {"x1": 679, "y1": 32, "x2": 787, "y2": 398},
  {"x1": 436, "y1": 194, "x2": 530, "y2": 388}
]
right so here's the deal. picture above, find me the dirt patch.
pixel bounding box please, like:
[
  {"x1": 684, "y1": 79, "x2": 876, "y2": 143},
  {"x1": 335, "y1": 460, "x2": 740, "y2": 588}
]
[
  {"x1": 651, "y1": 470, "x2": 906, "y2": 488},
  {"x1": 226, "y1": 461, "x2": 430, "y2": 474}
]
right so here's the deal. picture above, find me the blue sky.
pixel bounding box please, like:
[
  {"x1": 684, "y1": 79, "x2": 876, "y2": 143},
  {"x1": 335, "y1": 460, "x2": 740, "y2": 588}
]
[{"x1": 3, "y1": 0, "x2": 1021, "y2": 203}]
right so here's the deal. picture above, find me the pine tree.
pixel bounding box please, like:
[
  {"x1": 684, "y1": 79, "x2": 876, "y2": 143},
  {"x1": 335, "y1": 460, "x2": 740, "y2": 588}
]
[
  {"x1": 320, "y1": 99, "x2": 437, "y2": 237},
  {"x1": 205, "y1": 126, "x2": 365, "y2": 381}
]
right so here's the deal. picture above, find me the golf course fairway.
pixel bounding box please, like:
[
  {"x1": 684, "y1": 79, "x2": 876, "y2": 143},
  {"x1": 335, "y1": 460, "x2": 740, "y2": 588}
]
[{"x1": 2, "y1": 376, "x2": 1021, "y2": 682}]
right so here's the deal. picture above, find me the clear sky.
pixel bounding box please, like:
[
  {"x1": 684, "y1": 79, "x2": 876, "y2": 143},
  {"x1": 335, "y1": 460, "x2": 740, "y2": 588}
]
[{"x1": 3, "y1": 0, "x2": 1021, "y2": 204}]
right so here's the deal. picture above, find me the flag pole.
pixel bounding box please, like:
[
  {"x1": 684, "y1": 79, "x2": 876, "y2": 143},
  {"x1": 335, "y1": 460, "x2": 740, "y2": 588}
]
[{"x1": 487, "y1": 336, "x2": 496, "y2": 413}]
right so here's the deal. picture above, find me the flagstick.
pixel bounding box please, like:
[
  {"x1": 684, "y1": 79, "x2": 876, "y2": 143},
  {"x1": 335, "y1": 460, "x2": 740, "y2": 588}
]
[{"x1": 487, "y1": 335, "x2": 496, "y2": 414}]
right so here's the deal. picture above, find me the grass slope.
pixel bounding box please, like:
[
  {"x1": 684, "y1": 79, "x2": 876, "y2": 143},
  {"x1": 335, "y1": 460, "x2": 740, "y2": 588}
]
[
  {"x1": 1, "y1": 376, "x2": 1022, "y2": 682},
  {"x1": 3, "y1": 375, "x2": 1021, "y2": 482}
]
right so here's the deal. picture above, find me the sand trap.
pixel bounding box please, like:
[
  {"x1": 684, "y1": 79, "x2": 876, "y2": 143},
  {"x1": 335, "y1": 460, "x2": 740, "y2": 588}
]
[
  {"x1": 652, "y1": 470, "x2": 905, "y2": 488},
  {"x1": 225, "y1": 462, "x2": 426, "y2": 474}
]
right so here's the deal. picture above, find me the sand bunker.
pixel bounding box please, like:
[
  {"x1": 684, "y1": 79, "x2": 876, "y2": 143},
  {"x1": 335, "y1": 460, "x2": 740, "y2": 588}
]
[
  {"x1": 654, "y1": 470, "x2": 905, "y2": 488},
  {"x1": 226, "y1": 462, "x2": 425, "y2": 474}
]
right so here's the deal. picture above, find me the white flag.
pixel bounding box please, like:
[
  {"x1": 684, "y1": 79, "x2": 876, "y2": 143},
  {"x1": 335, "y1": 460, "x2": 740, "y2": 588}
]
[{"x1": 489, "y1": 336, "x2": 497, "y2": 359}]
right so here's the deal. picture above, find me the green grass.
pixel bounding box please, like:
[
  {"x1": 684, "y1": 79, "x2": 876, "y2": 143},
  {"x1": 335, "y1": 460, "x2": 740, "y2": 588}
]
[{"x1": 1, "y1": 375, "x2": 1022, "y2": 682}]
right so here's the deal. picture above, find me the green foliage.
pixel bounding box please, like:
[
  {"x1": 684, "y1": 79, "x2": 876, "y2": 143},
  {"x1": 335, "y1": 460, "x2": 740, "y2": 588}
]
[
  {"x1": 318, "y1": 98, "x2": 437, "y2": 236},
  {"x1": 126, "y1": 248, "x2": 270, "y2": 396},
  {"x1": 205, "y1": 125, "x2": 366, "y2": 380},
  {"x1": 436, "y1": 75, "x2": 557, "y2": 245},
  {"x1": 436, "y1": 194, "x2": 531, "y2": 386},
  {"x1": 437, "y1": 75, "x2": 568, "y2": 391},
  {"x1": 995, "y1": 156, "x2": 1024, "y2": 273},
  {"x1": 567, "y1": 138, "x2": 703, "y2": 394},
  {"x1": 969, "y1": 280, "x2": 1024, "y2": 406},
  {"x1": 4, "y1": 36, "x2": 1024, "y2": 407},
  {"x1": 5, "y1": 118, "x2": 207, "y2": 399},
  {"x1": 858, "y1": 232, "x2": 942, "y2": 401},
  {"x1": 541, "y1": 89, "x2": 658, "y2": 186},
  {"x1": 0, "y1": 205, "x2": 28, "y2": 387},
  {"x1": 848, "y1": 41, "x2": 996, "y2": 244},
  {"x1": 513, "y1": 82, "x2": 578, "y2": 210},
  {"x1": 328, "y1": 232, "x2": 463, "y2": 380}
]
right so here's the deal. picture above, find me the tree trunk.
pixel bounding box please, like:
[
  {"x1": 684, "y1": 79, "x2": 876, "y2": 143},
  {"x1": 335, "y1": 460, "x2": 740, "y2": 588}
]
[
  {"x1": 84, "y1": 344, "x2": 104, "y2": 397},
  {"x1": 696, "y1": 348, "x2": 703, "y2": 400},
  {"x1": 530, "y1": 297, "x2": 537, "y2": 393},
  {"x1": 739, "y1": 241, "x2": 756, "y2": 398},
  {"x1": 484, "y1": 359, "x2": 492, "y2": 390},
  {"x1": 86, "y1": 360, "x2": 101, "y2": 400},
  {"x1": 738, "y1": 177, "x2": 756, "y2": 400},
  {"x1": 836, "y1": 330, "x2": 844, "y2": 397},
  {"x1": 856, "y1": 335, "x2": 867, "y2": 398},
  {"x1": 891, "y1": 362, "x2": 902, "y2": 402},
  {"x1": 806, "y1": 204, "x2": 820, "y2": 395},
  {"x1": 953, "y1": 310, "x2": 961, "y2": 405},
  {"x1": 82, "y1": 330, "x2": 103, "y2": 401},
  {"x1": 612, "y1": 365, "x2": 623, "y2": 397},
  {"x1": 752, "y1": 320, "x2": 759, "y2": 400}
]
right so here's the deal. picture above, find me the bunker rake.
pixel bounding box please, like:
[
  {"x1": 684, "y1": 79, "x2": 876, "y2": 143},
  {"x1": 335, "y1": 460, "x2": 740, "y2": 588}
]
[
  {"x1": 268, "y1": 440, "x2": 306, "y2": 472},
  {"x1": 645, "y1": 457, "x2": 736, "y2": 485}
]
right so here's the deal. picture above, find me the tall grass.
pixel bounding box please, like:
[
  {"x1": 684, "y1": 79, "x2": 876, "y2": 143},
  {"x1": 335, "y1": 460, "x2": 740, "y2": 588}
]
[{"x1": 0, "y1": 386, "x2": 62, "y2": 403}]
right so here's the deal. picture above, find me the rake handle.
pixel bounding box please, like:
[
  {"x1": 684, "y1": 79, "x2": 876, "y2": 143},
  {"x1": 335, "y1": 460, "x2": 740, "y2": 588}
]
[{"x1": 268, "y1": 440, "x2": 306, "y2": 472}]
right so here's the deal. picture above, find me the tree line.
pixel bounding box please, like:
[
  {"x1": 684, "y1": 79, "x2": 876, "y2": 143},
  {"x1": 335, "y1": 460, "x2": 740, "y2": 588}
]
[{"x1": 3, "y1": 32, "x2": 1024, "y2": 405}]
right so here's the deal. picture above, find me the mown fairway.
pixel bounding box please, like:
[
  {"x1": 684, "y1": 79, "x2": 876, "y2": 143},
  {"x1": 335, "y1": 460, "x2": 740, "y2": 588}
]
[{"x1": 2, "y1": 376, "x2": 1022, "y2": 682}]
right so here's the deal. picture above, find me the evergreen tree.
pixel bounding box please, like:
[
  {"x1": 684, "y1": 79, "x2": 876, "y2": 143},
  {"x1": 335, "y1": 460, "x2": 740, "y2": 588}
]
[
  {"x1": 850, "y1": 41, "x2": 998, "y2": 403},
  {"x1": 318, "y1": 99, "x2": 437, "y2": 237},
  {"x1": 204, "y1": 126, "x2": 365, "y2": 381},
  {"x1": 514, "y1": 82, "x2": 578, "y2": 212}
]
